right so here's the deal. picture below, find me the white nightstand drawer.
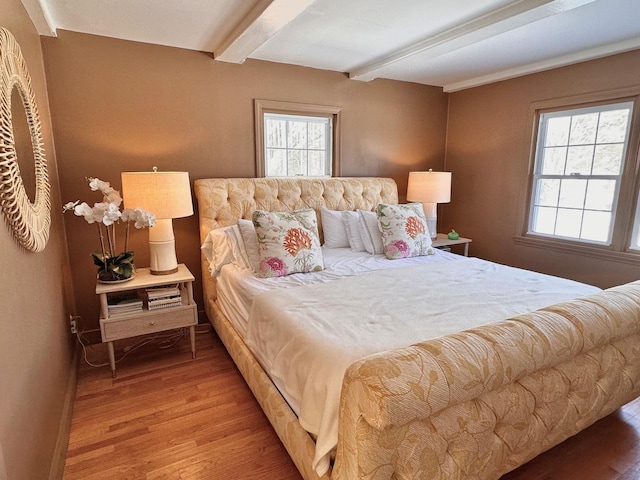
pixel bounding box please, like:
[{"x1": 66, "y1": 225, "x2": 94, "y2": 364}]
[{"x1": 101, "y1": 305, "x2": 197, "y2": 341}]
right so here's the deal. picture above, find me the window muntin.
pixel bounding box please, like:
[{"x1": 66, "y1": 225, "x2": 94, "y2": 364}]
[
  {"x1": 264, "y1": 113, "x2": 331, "y2": 177},
  {"x1": 528, "y1": 102, "x2": 633, "y2": 245}
]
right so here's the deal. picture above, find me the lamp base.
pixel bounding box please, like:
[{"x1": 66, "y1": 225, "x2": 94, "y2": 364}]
[
  {"x1": 421, "y1": 202, "x2": 438, "y2": 240},
  {"x1": 149, "y1": 218, "x2": 179, "y2": 275},
  {"x1": 150, "y1": 266, "x2": 179, "y2": 275}
]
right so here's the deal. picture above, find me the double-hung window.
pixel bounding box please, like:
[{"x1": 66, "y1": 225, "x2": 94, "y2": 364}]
[
  {"x1": 255, "y1": 100, "x2": 341, "y2": 177},
  {"x1": 524, "y1": 94, "x2": 640, "y2": 260},
  {"x1": 264, "y1": 113, "x2": 331, "y2": 176},
  {"x1": 529, "y1": 102, "x2": 633, "y2": 243}
]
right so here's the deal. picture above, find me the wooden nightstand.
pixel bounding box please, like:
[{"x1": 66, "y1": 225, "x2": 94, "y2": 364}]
[
  {"x1": 432, "y1": 233, "x2": 472, "y2": 256},
  {"x1": 96, "y1": 264, "x2": 197, "y2": 377}
]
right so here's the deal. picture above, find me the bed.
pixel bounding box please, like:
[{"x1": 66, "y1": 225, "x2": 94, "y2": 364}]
[{"x1": 195, "y1": 176, "x2": 640, "y2": 480}]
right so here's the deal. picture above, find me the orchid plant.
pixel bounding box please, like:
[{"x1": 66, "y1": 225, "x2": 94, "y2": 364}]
[{"x1": 64, "y1": 177, "x2": 156, "y2": 281}]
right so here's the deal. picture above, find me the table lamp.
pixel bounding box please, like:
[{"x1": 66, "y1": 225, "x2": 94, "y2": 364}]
[
  {"x1": 406, "y1": 169, "x2": 451, "y2": 239},
  {"x1": 121, "y1": 168, "x2": 193, "y2": 275}
]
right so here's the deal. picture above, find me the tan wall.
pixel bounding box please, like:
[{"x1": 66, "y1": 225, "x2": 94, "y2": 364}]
[
  {"x1": 42, "y1": 30, "x2": 449, "y2": 331},
  {"x1": 445, "y1": 50, "x2": 640, "y2": 288},
  {"x1": 0, "y1": 2, "x2": 75, "y2": 480}
]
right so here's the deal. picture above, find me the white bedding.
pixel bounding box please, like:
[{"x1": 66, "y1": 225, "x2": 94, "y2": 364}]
[
  {"x1": 216, "y1": 246, "x2": 461, "y2": 339},
  {"x1": 216, "y1": 249, "x2": 600, "y2": 476}
]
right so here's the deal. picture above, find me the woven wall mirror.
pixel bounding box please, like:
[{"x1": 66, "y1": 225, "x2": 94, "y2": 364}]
[{"x1": 0, "y1": 28, "x2": 51, "y2": 252}]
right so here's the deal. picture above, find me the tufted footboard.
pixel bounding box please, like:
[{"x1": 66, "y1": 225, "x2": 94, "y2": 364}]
[{"x1": 333, "y1": 280, "x2": 640, "y2": 480}]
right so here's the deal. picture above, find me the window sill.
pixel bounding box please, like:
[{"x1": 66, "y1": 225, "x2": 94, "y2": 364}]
[{"x1": 513, "y1": 235, "x2": 640, "y2": 266}]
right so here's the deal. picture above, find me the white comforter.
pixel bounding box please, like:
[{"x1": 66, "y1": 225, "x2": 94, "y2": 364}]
[
  {"x1": 243, "y1": 255, "x2": 600, "y2": 476},
  {"x1": 217, "y1": 247, "x2": 461, "y2": 338}
]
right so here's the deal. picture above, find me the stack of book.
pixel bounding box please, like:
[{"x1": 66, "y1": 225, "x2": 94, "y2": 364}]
[
  {"x1": 146, "y1": 285, "x2": 182, "y2": 310},
  {"x1": 107, "y1": 291, "x2": 143, "y2": 316}
]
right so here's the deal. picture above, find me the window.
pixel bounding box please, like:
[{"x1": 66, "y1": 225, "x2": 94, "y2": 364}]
[
  {"x1": 264, "y1": 113, "x2": 331, "y2": 176},
  {"x1": 519, "y1": 92, "x2": 640, "y2": 262},
  {"x1": 255, "y1": 100, "x2": 341, "y2": 177},
  {"x1": 528, "y1": 102, "x2": 633, "y2": 245}
]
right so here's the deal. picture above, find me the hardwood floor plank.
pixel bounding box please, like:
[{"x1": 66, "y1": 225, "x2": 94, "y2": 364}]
[
  {"x1": 64, "y1": 326, "x2": 640, "y2": 480},
  {"x1": 64, "y1": 326, "x2": 301, "y2": 480},
  {"x1": 501, "y1": 397, "x2": 640, "y2": 479}
]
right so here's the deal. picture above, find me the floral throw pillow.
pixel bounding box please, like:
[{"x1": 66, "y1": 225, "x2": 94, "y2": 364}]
[
  {"x1": 252, "y1": 209, "x2": 324, "y2": 277},
  {"x1": 375, "y1": 203, "x2": 434, "y2": 259}
]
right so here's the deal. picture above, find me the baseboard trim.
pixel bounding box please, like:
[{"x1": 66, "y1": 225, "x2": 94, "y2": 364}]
[{"x1": 48, "y1": 342, "x2": 79, "y2": 480}]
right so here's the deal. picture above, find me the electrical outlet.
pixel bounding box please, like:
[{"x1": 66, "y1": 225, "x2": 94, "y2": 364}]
[{"x1": 69, "y1": 315, "x2": 78, "y2": 334}]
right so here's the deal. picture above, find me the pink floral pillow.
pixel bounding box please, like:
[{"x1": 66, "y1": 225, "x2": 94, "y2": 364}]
[
  {"x1": 375, "y1": 203, "x2": 434, "y2": 259},
  {"x1": 252, "y1": 209, "x2": 324, "y2": 277}
]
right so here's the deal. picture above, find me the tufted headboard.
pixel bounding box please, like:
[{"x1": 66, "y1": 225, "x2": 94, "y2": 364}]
[
  {"x1": 194, "y1": 177, "x2": 398, "y2": 244},
  {"x1": 194, "y1": 177, "x2": 398, "y2": 303}
]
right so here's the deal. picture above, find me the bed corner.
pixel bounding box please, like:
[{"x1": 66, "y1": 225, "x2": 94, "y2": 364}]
[{"x1": 333, "y1": 280, "x2": 640, "y2": 479}]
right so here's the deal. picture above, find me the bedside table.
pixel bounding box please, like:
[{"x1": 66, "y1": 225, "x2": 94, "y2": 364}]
[
  {"x1": 96, "y1": 264, "x2": 197, "y2": 377},
  {"x1": 432, "y1": 233, "x2": 472, "y2": 256}
]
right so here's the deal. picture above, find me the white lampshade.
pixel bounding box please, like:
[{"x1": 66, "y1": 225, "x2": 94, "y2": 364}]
[
  {"x1": 121, "y1": 170, "x2": 193, "y2": 219},
  {"x1": 121, "y1": 169, "x2": 193, "y2": 275},
  {"x1": 406, "y1": 170, "x2": 452, "y2": 239},
  {"x1": 406, "y1": 170, "x2": 452, "y2": 204}
]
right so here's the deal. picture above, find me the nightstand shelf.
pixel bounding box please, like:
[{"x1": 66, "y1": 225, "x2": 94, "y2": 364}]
[
  {"x1": 96, "y1": 264, "x2": 197, "y2": 377},
  {"x1": 432, "y1": 233, "x2": 472, "y2": 256}
]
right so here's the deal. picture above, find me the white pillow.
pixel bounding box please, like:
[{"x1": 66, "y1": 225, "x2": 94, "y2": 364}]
[
  {"x1": 358, "y1": 210, "x2": 384, "y2": 254},
  {"x1": 341, "y1": 210, "x2": 366, "y2": 252},
  {"x1": 237, "y1": 218, "x2": 261, "y2": 273},
  {"x1": 321, "y1": 207, "x2": 349, "y2": 248},
  {"x1": 200, "y1": 225, "x2": 244, "y2": 276},
  {"x1": 252, "y1": 209, "x2": 324, "y2": 277},
  {"x1": 376, "y1": 203, "x2": 434, "y2": 259},
  {"x1": 224, "y1": 224, "x2": 250, "y2": 270}
]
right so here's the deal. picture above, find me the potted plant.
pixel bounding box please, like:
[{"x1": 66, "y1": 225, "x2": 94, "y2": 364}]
[{"x1": 64, "y1": 177, "x2": 156, "y2": 282}]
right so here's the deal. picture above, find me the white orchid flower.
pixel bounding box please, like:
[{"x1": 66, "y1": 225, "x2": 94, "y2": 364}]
[
  {"x1": 96, "y1": 202, "x2": 122, "y2": 226},
  {"x1": 73, "y1": 202, "x2": 96, "y2": 223},
  {"x1": 104, "y1": 190, "x2": 123, "y2": 206},
  {"x1": 120, "y1": 208, "x2": 133, "y2": 223},
  {"x1": 88, "y1": 177, "x2": 123, "y2": 206},
  {"x1": 135, "y1": 208, "x2": 156, "y2": 229},
  {"x1": 88, "y1": 177, "x2": 107, "y2": 192},
  {"x1": 122, "y1": 207, "x2": 156, "y2": 228},
  {"x1": 63, "y1": 201, "x2": 79, "y2": 212}
]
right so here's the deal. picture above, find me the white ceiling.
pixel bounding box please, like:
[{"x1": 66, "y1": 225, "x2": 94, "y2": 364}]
[{"x1": 22, "y1": 0, "x2": 640, "y2": 92}]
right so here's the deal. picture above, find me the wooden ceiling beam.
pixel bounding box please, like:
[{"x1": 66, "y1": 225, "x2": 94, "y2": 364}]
[
  {"x1": 349, "y1": 0, "x2": 598, "y2": 82},
  {"x1": 20, "y1": 0, "x2": 57, "y2": 36},
  {"x1": 214, "y1": 0, "x2": 316, "y2": 64}
]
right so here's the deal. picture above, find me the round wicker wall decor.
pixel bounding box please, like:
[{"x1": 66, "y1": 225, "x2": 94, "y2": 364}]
[{"x1": 0, "y1": 28, "x2": 51, "y2": 252}]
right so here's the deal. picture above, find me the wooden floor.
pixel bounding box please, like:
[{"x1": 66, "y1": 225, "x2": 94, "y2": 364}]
[
  {"x1": 63, "y1": 326, "x2": 301, "y2": 480},
  {"x1": 64, "y1": 326, "x2": 640, "y2": 479}
]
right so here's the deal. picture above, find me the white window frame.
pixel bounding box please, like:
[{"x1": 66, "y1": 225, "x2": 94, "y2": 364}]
[
  {"x1": 527, "y1": 101, "x2": 633, "y2": 245},
  {"x1": 632, "y1": 195, "x2": 640, "y2": 251},
  {"x1": 254, "y1": 99, "x2": 341, "y2": 177},
  {"x1": 515, "y1": 88, "x2": 640, "y2": 265}
]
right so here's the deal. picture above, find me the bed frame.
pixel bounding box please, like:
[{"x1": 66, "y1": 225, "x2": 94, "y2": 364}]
[{"x1": 195, "y1": 177, "x2": 640, "y2": 480}]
